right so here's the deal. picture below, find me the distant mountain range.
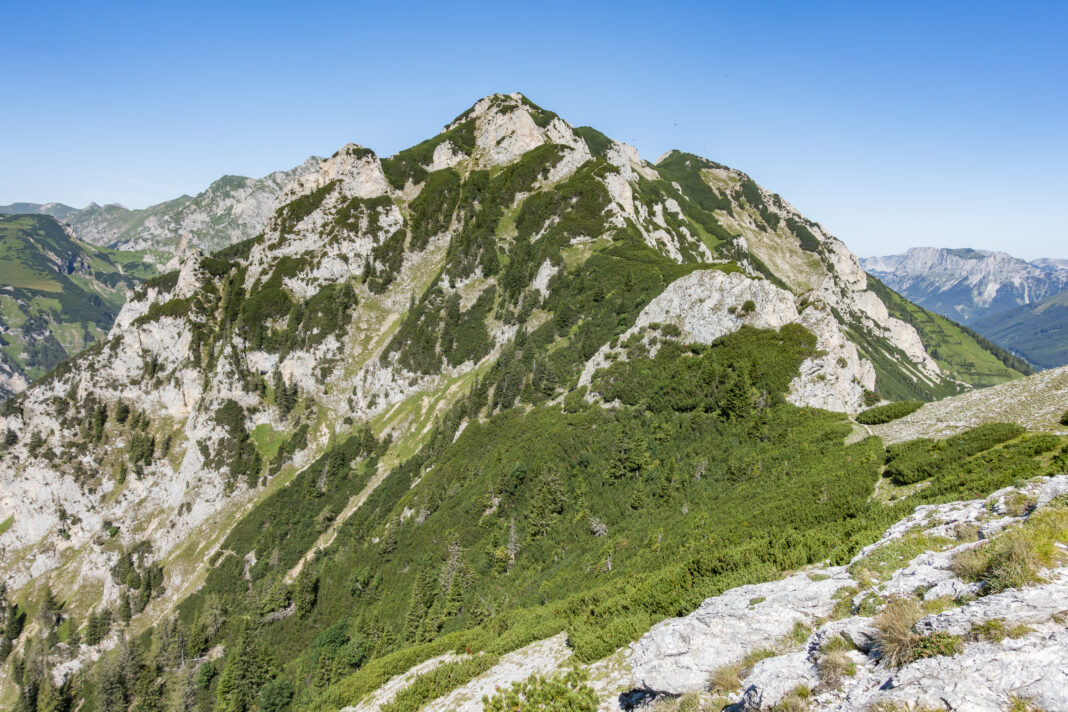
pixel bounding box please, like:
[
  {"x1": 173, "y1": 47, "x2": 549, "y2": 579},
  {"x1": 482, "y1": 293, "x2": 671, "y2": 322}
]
[
  {"x1": 1, "y1": 156, "x2": 320, "y2": 267},
  {"x1": 863, "y1": 247, "x2": 1068, "y2": 368},
  {"x1": 861, "y1": 247, "x2": 1068, "y2": 324}
]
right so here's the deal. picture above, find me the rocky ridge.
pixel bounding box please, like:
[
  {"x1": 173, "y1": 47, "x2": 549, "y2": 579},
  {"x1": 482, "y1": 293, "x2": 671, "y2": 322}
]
[
  {"x1": 856, "y1": 364, "x2": 1068, "y2": 446},
  {"x1": 66, "y1": 157, "x2": 323, "y2": 261},
  {"x1": 0, "y1": 94, "x2": 1030, "y2": 704}
]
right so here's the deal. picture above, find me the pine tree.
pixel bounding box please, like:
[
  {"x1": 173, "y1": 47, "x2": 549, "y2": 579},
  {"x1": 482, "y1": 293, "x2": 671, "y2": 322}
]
[
  {"x1": 720, "y1": 368, "x2": 756, "y2": 419},
  {"x1": 215, "y1": 622, "x2": 272, "y2": 712},
  {"x1": 609, "y1": 420, "x2": 650, "y2": 480},
  {"x1": 293, "y1": 568, "x2": 318, "y2": 619}
]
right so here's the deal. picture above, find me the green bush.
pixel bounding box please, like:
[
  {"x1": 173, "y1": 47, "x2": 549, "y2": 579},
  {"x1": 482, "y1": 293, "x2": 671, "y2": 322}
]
[
  {"x1": 856, "y1": 400, "x2": 924, "y2": 425},
  {"x1": 884, "y1": 422, "x2": 1024, "y2": 485}
]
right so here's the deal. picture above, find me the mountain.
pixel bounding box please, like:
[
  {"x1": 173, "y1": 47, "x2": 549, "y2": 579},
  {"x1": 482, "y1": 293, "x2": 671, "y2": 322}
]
[
  {"x1": 0, "y1": 214, "x2": 155, "y2": 398},
  {"x1": 2, "y1": 158, "x2": 323, "y2": 268},
  {"x1": 0, "y1": 93, "x2": 1048, "y2": 712},
  {"x1": 64, "y1": 158, "x2": 323, "y2": 261},
  {"x1": 862, "y1": 247, "x2": 1068, "y2": 324},
  {"x1": 971, "y1": 286, "x2": 1068, "y2": 369},
  {"x1": 0, "y1": 162, "x2": 321, "y2": 394},
  {"x1": 0, "y1": 203, "x2": 80, "y2": 221}
]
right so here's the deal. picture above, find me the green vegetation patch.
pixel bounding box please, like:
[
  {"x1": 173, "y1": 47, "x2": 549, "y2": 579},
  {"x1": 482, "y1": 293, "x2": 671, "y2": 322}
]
[
  {"x1": 483, "y1": 669, "x2": 598, "y2": 712},
  {"x1": 856, "y1": 400, "x2": 924, "y2": 425},
  {"x1": 380, "y1": 654, "x2": 499, "y2": 712},
  {"x1": 884, "y1": 422, "x2": 1025, "y2": 485},
  {"x1": 866, "y1": 274, "x2": 1032, "y2": 386}
]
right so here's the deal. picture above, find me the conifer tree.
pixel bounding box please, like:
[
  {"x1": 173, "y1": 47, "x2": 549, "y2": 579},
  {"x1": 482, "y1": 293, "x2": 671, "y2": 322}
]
[
  {"x1": 293, "y1": 568, "x2": 318, "y2": 618},
  {"x1": 216, "y1": 622, "x2": 272, "y2": 712}
]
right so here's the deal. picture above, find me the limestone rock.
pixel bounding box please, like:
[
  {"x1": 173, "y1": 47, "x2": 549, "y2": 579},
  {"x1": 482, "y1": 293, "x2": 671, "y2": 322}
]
[
  {"x1": 579, "y1": 269, "x2": 877, "y2": 413},
  {"x1": 628, "y1": 567, "x2": 853, "y2": 693}
]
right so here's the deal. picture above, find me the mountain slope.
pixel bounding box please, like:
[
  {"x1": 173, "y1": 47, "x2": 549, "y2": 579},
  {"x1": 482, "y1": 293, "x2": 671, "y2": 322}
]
[
  {"x1": 64, "y1": 157, "x2": 322, "y2": 261},
  {"x1": 971, "y1": 287, "x2": 1068, "y2": 369},
  {"x1": 0, "y1": 214, "x2": 154, "y2": 397},
  {"x1": 862, "y1": 247, "x2": 1068, "y2": 323},
  {"x1": 0, "y1": 93, "x2": 1039, "y2": 712}
]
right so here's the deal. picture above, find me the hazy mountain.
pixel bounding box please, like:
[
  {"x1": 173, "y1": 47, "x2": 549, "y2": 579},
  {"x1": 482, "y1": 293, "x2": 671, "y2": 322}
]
[
  {"x1": 2, "y1": 158, "x2": 323, "y2": 268},
  {"x1": 0, "y1": 93, "x2": 1050, "y2": 712},
  {"x1": 0, "y1": 202, "x2": 80, "y2": 220},
  {"x1": 862, "y1": 247, "x2": 1068, "y2": 323}
]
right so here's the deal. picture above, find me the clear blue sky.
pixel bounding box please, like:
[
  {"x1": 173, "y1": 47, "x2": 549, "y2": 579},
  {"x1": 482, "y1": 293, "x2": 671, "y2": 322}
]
[{"x1": 2, "y1": 1, "x2": 1065, "y2": 258}]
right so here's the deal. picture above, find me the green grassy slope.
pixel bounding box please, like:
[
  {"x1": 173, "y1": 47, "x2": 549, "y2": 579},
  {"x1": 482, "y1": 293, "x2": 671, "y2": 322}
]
[
  {"x1": 866, "y1": 274, "x2": 1032, "y2": 392},
  {"x1": 0, "y1": 214, "x2": 154, "y2": 383}
]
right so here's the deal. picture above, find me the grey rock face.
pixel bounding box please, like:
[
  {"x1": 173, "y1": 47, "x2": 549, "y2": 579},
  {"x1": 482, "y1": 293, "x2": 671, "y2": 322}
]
[{"x1": 628, "y1": 568, "x2": 854, "y2": 693}]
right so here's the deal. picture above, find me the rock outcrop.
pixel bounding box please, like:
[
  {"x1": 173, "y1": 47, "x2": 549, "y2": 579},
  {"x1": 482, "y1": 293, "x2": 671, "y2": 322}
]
[
  {"x1": 629, "y1": 568, "x2": 855, "y2": 693},
  {"x1": 626, "y1": 475, "x2": 1068, "y2": 712},
  {"x1": 579, "y1": 269, "x2": 877, "y2": 413}
]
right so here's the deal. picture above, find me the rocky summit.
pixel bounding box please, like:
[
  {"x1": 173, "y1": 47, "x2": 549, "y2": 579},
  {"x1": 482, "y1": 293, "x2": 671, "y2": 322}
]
[{"x1": 0, "y1": 93, "x2": 1061, "y2": 712}]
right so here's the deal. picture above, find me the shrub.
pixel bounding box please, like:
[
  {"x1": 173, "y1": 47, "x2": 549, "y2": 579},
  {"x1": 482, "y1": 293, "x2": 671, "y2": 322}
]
[
  {"x1": 907, "y1": 631, "x2": 962, "y2": 661},
  {"x1": 884, "y1": 422, "x2": 1024, "y2": 485},
  {"x1": 855, "y1": 401, "x2": 923, "y2": 425},
  {"x1": 1061, "y1": 410, "x2": 1068, "y2": 426},
  {"x1": 482, "y1": 669, "x2": 598, "y2": 712}
]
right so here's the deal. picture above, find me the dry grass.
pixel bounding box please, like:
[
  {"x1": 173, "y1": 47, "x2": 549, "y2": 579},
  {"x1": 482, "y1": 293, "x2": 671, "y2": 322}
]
[
  {"x1": 873, "y1": 596, "x2": 923, "y2": 667},
  {"x1": 817, "y1": 649, "x2": 856, "y2": 687},
  {"x1": 707, "y1": 647, "x2": 776, "y2": 694},
  {"x1": 953, "y1": 521, "x2": 981, "y2": 542},
  {"x1": 769, "y1": 685, "x2": 811, "y2": 712},
  {"x1": 866, "y1": 703, "x2": 947, "y2": 712},
  {"x1": 1003, "y1": 492, "x2": 1038, "y2": 517},
  {"x1": 950, "y1": 545, "x2": 989, "y2": 581},
  {"x1": 817, "y1": 634, "x2": 858, "y2": 687},
  {"x1": 652, "y1": 692, "x2": 731, "y2": 712},
  {"x1": 952, "y1": 506, "x2": 1068, "y2": 594}
]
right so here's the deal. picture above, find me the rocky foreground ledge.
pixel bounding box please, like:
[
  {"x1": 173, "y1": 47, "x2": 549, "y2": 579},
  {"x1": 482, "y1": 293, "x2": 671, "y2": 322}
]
[{"x1": 628, "y1": 475, "x2": 1068, "y2": 712}]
